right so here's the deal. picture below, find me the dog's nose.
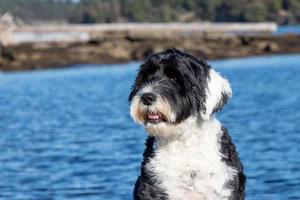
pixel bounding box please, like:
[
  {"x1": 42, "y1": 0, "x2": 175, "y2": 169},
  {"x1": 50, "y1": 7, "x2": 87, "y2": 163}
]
[{"x1": 141, "y1": 93, "x2": 156, "y2": 106}]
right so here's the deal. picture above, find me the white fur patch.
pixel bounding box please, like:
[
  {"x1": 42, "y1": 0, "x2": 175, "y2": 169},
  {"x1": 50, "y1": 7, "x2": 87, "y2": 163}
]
[
  {"x1": 202, "y1": 69, "x2": 232, "y2": 120},
  {"x1": 146, "y1": 118, "x2": 237, "y2": 200},
  {"x1": 145, "y1": 116, "x2": 195, "y2": 138}
]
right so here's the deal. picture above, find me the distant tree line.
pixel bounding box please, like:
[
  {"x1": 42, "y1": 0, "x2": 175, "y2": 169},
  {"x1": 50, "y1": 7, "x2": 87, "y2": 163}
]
[{"x1": 0, "y1": 0, "x2": 299, "y2": 24}]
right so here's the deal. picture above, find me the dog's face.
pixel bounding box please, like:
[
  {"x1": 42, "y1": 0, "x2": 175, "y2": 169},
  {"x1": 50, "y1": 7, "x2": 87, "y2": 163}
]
[{"x1": 129, "y1": 48, "x2": 232, "y2": 137}]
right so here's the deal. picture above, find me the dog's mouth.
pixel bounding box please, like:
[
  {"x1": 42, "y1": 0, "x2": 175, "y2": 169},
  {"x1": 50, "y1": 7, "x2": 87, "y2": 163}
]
[{"x1": 145, "y1": 111, "x2": 166, "y2": 124}]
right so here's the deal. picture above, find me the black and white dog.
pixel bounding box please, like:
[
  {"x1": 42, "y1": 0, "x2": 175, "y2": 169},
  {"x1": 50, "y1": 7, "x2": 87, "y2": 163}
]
[{"x1": 129, "y1": 48, "x2": 246, "y2": 200}]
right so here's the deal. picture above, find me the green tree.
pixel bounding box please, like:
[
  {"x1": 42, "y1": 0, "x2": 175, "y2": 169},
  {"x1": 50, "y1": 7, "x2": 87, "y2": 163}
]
[
  {"x1": 243, "y1": 1, "x2": 268, "y2": 22},
  {"x1": 1, "y1": 0, "x2": 300, "y2": 24}
]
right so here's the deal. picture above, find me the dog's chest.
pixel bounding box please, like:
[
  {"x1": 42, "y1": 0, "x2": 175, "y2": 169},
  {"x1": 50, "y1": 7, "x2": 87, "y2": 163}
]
[{"x1": 147, "y1": 137, "x2": 233, "y2": 200}]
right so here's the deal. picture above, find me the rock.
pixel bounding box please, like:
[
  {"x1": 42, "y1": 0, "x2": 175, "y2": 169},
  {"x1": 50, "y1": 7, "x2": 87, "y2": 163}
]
[{"x1": 0, "y1": 31, "x2": 300, "y2": 71}]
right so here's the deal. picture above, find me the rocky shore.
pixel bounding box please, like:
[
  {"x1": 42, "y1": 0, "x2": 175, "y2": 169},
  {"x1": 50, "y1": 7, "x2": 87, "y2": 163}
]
[{"x1": 1, "y1": 27, "x2": 300, "y2": 71}]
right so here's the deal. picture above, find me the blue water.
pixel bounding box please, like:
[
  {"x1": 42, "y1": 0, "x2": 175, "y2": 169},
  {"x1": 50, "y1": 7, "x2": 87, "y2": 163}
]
[
  {"x1": 0, "y1": 54, "x2": 300, "y2": 200},
  {"x1": 277, "y1": 26, "x2": 300, "y2": 35}
]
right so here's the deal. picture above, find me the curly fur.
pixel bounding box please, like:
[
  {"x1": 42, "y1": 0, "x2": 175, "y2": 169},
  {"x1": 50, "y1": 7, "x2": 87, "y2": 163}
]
[{"x1": 129, "y1": 48, "x2": 246, "y2": 200}]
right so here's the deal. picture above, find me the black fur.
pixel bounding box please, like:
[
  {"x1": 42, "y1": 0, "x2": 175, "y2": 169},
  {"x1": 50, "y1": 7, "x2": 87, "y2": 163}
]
[
  {"x1": 213, "y1": 92, "x2": 230, "y2": 113},
  {"x1": 220, "y1": 127, "x2": 246, "y2": 200},
  {"x1": 134, "y1": 137, "x2": 168, "y2": 200}
]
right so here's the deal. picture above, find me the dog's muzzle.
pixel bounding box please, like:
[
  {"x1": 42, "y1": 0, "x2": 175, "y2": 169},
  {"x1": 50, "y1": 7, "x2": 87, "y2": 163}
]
[{"x1": 140, "y1": 92, "x2": 166, "y2": 124}]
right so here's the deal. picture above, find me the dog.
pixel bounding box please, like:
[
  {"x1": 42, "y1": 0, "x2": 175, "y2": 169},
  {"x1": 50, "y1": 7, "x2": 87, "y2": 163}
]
[{"x1": 129, "y1": 48, "x2": 246, "y2": 200}]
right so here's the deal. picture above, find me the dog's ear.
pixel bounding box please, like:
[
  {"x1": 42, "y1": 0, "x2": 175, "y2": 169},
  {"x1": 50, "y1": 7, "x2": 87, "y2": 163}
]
[{"x1": 201, "y1": 68, "x2": 232, "y2": 120}]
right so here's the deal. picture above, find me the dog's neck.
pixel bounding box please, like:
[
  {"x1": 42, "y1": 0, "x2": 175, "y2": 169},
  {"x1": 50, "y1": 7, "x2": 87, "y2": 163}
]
[{"x1": 153, "y1": 116, "x2": 221, "y2": 147}]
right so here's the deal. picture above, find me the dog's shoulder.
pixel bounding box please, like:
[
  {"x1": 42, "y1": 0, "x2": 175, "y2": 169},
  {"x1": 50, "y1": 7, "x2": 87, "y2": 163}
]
[
  {"x1": 220, "y1": 126, "x2": 246, "y2": 200},
  {"x1": 134, "y1": 136, "x2": 168, "y2": 200}
]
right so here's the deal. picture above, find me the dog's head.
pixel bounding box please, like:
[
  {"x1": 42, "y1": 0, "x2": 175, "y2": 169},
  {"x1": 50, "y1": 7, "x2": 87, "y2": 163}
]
[{"x1": 129, "y1": 48, "x2": 231, "y2": 137}]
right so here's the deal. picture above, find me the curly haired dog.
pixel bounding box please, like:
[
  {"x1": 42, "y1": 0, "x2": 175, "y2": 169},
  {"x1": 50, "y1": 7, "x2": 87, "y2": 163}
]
[{"x1": 129, "y1": 48, "x2": 246, "y2": 200}]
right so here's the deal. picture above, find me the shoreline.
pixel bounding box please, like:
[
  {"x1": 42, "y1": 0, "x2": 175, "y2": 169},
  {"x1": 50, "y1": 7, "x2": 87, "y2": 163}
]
[
  {"x1": 2, "y1": 54, "x2": 300, "y2": 74},
  {"x1": 0, "y1": 23, "x2": 299, "y2": 71}
]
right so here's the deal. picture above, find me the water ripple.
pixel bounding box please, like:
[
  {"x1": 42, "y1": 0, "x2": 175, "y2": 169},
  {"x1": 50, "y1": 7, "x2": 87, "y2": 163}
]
[{"x1": 1, "y1": 56, "x2": 300, "y2": 199}]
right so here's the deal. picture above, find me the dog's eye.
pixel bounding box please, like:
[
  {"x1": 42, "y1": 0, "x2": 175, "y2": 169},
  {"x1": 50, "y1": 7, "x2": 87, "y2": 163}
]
[{"x1": 169, "y1": 76, "x2": 177, "y2": 82}]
